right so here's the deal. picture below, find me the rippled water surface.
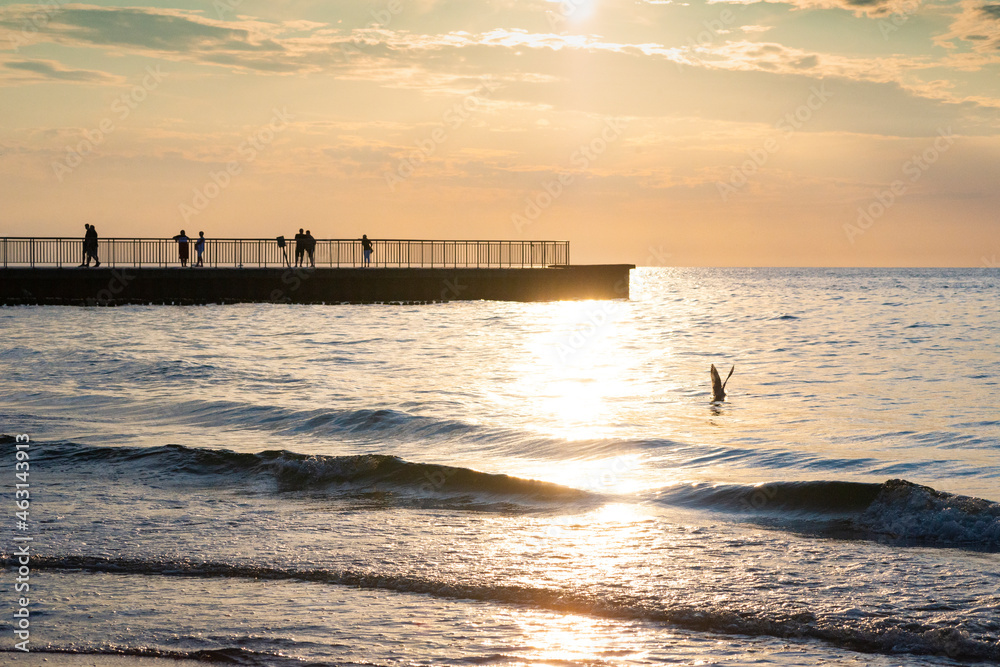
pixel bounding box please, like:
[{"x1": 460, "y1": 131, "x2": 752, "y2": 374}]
[{"x1": 1, "y1": 267, "x2": 998, "y2": 665}]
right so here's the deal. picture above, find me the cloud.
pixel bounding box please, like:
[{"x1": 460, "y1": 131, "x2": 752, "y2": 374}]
[
  {"x1": 938, "y1": 1, "x2": 1000, "y2": 52},
  {"x1": 706, "y1": 0, "x2": 906, "y2": 17},
  {"x1": 1, "y1": 3, "x2": 997, "y2": 137},
  {"x1": 2, "y1": 58, "x2": 120, "y2": 83},
  {"x1": 51, "y1": 7, "x2": 271, "y2": 50},
  {"x1": 0, "y1": 5, "x2": 288, "y2": 70}
]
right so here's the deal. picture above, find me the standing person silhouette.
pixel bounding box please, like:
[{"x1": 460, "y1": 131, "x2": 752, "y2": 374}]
[
  {"x1": 195, "y1": 231, "x2": 206, "y2": 267},
  {"x1": 304, "y1": 229, "x2": 316, "y2": 268},
  {"x1": 361, "y1": 234, "x2": 373, "y2": 267},
  {"x1": 79, "y1": 224, "x2": 100, "y2": 267},
  {"x1": 173, "y1": 230, "x2": 190, "y2": 267},
  {"x1": 294, "y1": 228, "x2": 306, "y2": 267}
]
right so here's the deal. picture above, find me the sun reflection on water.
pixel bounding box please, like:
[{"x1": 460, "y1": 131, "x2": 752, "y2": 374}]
[
  {"x1": 514, "y1": 611, "x2": 653, "y2": 665},
  {"x1": 490, "y1": 503, "x2": 664, "y2": 664},
  {"x1": 511, "y1": 300, "x2": 641, "y2": 441}
]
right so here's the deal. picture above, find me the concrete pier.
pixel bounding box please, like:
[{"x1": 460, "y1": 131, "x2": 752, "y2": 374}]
[{"x1": 0, "y1": 265, "x2": 634, "y2": 306}]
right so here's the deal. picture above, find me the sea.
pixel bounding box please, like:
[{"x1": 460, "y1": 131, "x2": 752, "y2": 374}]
[{"x1": 1, "y1": 267, "x2": 998, "y2": 666}]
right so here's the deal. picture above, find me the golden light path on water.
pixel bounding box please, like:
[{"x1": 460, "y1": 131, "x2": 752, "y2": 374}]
[
  {"x1": 502, "y1": 299, "x2": 659, "y2": 494},
  {"x1": 482, "y1": 500, "x2": 675, "y2": 663},
  {"x1": 488, "y1": 293, "x2": 712, "y2": 497},
  {"x1": 526, "y1": 301, "x2": 639, "y2": 434},
  {"x1": 474, "y1": 293, "x2": 752, "y2": 662},
  {"x1": 514, "y1": 611, "x2": 653, "y2": 664}
]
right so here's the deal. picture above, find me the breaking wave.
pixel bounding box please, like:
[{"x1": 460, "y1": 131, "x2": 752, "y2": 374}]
[
  {"x1": 29, "y1": 440, "x2": 590, "y2": 503},
  {"x1": 4, "y1": 554, "x2": 998, "y2": 663},
  {"x1": 652, "y1": 479, "x2": 1000, "y2": 549}
]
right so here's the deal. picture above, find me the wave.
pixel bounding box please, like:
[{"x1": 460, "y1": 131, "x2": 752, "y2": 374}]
[
  {"x1": 857, "y1": 478, "x2": 1000, "y2": 547},
  {"x1": 2, "y1": 394, "x2": 666, "y2": 463},
  {"x1": 128, "y1": 400, "x2": 485, "y2": 442},
  {"x1": 25, "y1": 440, "x2": 590, "y2": 504},
  {"x1": 651, "y1": 480, "x2": 883, "y2": 514},
  {"x1": 8, "y1": 437, "x2": 998, "y2": 547},
  {"x1": 164, "y1": 401, "x2": 663, "y2": 461},
  {"x1": 14, "y1": 396, "x2": 631, "y2": 458},
  {"x1": 7, "y1": 554, "x2": 999, "y2": 663},
  {"x1": 651, "y1": 479, "x2": 1000, "y2": 549}
]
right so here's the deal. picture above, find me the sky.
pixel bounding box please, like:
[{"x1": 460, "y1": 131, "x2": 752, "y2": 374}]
[{"x1": 1, "y1": 0, "x2": 998, "y2": 266}]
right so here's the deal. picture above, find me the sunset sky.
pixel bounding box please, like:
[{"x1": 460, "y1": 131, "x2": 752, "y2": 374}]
[{"x1": 1, "y1": 0, "x2": 998, "y2": 265}]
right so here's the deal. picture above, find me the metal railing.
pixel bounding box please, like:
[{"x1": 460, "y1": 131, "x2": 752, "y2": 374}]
[{"x1": 0, "y1": 238, "x2": 570, "y2": 269}]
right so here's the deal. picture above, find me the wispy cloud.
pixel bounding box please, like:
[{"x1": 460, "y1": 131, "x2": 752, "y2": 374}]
[
  {"x1": 937, "y1": 0, "x2": 1000, "y2": 52},
  {"x1": 2, "y1": 57, "x2": 120, "y2": 83},
  {"x1": 706, "y1": 0, "x2": 912, "y2": 18}
]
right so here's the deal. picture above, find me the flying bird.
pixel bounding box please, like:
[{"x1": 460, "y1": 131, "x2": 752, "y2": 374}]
[{"x1": 710, "y1": 364, "x2": 734, "y2": 402}]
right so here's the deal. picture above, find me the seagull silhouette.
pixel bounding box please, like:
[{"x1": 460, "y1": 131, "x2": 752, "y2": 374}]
[{"x1": 710, "y1": 364, "x2": 734, "y2": 402}]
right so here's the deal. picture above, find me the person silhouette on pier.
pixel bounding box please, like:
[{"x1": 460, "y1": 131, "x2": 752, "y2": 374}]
[
  {"x1": 195, "y1": 231, "x2": 205, "y2": 267},
  {"x1": 361, "y1": 234, "x2": 373, "y2": 267},
  {"x1": 80, "y1": 224, "x2": 100, "y2": 267},
  {"x1": 79, "y1": 224, "x2": 89, "y2": 266},
  {"x1": 304, "y1": 229, "x2": 316, "y2": 268},
  {"x1": 294, "y1": 228, "x2": 306, "y2": 267},
  {"x1": 173, "y1": 230, "x2": 190, "y2": 267}
]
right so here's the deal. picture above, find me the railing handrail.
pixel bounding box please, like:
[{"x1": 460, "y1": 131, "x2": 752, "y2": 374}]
[
  {"x1": 0, "y1": 237, "x2": 571, "y2": 269},
  {"x1": 0, "y1": 237, "x2": 568, "y2": 242}
]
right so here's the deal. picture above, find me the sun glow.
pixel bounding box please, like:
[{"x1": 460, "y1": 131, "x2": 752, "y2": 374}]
[
  {"x1": 512, "y1": 300, "x2": 638, "y2": 441},
  {"x1": 545, "y1": 0, "x2": 600, "y2": 26}
]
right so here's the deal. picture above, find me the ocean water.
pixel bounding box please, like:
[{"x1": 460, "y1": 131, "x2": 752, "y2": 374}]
[{"x1": 1, "y1": 267, "x2": 998, "y2": 666}]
